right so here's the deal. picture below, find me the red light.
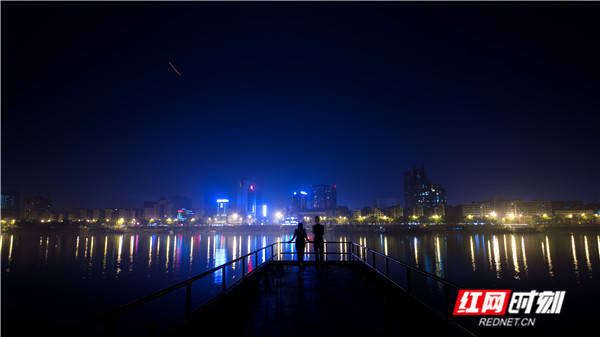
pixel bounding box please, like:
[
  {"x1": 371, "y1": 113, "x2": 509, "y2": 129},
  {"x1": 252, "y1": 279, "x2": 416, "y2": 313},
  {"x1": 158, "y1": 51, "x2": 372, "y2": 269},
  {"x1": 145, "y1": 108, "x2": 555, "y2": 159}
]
[
  {"x1": 334, "y1": 185, "x2": 337, "y2": 188},
  {"x1": 250, "y1": 185, "x2": 254, "y2": 190}
]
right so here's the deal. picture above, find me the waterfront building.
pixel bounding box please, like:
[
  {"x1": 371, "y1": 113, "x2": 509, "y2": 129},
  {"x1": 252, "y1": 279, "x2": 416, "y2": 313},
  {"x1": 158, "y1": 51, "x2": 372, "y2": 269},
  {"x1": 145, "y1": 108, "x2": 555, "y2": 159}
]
[
  {"x1": 79, "y1": 208, "x2": 91, "y2": 221},
  {"x1": 21, "y1": 195, "x2": 52, "y2": 221},
  {"x1": 461, "y1": 203, "x2": 484, "y2": 218},
  {"x1": 143, "y1": 202, "x2": 155, "y2": 219},
  {"x1": 311, "y1": 184, "x2": 337, "y2": 210},
  {"x1": 555, "y1": 210, "x2": 594, "y2": 217},
  {"x1": 154, "y1": 197, "x2": 173, "y2": 219},
  {"x1": 217, "y1": 199, "x2": 229, "y2": 216},
  {"x1": 551, "y1": 201, "x2": 584, "y2": 214},
  {"x1": 512, "y1": 200, "x2": 552, "y2": 217},
  {"x1": 461, "y1": 198, "x2": 552, "y2": 219},
  {"x1": 92, "y1": 209, "x2": 102, "y2": 221},
  {"x1": 298, "y1": 210, "x2": 328, "y2": 224},
  {"x1": 412, "y1": 205, "x2": 424, "y2": 217},
  {"x1": 1, "y1": 191, "x2": 20, "y2": 219},
  {"x1": 385, "y1": 205, "x2": 404, "y2": 219},
  {"x1": 237, "y1": 180, "x2": 257, "y2": 220},
  {"x1": 291, "y1": 190, "x2": 309, "y2": 215},
  {"x1": 372, "y1": 205, "x2": 385, "y2": 219},
  {"x1": 403, "y1": 166, "x2": 447, "y2": 216}
]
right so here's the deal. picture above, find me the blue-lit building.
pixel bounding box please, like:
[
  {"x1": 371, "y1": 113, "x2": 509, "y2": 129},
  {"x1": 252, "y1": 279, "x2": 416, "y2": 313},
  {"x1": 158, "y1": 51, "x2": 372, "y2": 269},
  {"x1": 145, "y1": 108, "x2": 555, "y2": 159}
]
[
  {"x1": 237, "y1": 179, "x2": 257, "y2": 221},
  {"x1": 217, "y1": 199, "x2": 229, "y2": 216},
  {"x1": 291, "y1": 190, "x2": 309, "y2": 215},
  {"x1": 1, "y1": 191, "x2": 20, "y2": 219},
  {"x1": 215, "y1": 199, "x2": 229, "y2": 225}
]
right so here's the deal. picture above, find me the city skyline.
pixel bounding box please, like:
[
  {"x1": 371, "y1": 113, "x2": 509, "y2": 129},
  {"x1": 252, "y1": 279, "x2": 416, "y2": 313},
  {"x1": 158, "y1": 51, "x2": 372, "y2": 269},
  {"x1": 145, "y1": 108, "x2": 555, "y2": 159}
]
[{"x1": 2, "y1": 2, "x2": 599, "y2": 212}]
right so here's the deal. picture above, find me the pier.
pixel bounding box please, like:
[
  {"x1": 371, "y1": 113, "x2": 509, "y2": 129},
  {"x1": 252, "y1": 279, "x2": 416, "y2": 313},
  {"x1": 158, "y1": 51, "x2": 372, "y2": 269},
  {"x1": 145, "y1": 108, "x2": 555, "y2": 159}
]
[{"x1": 81, "y1": 241, "x2": 586, "y2": 337}]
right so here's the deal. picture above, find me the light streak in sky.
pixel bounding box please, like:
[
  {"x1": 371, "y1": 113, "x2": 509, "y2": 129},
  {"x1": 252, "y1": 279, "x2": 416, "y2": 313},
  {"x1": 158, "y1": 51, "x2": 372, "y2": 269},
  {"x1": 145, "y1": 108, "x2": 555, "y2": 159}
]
[{"x1": 168, "y1": 61, "x2": 181, "y2": 76}]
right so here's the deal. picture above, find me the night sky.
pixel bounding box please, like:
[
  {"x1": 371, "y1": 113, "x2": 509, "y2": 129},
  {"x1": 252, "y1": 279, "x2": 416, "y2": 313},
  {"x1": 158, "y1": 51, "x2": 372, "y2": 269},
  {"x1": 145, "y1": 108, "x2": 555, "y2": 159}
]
[{"x1": 2, "y1": 2, "x2": 599, "y2": 211}]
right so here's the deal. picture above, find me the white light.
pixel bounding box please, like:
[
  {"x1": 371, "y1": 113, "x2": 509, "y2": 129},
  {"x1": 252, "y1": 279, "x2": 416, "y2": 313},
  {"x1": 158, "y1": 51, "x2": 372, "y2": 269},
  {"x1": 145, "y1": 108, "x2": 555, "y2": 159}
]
[
  {"x1": 262, "y1": 205, "x2": 267, "y2": 218},
  {"x1": 217, "y1": 199, "x2": 229, "y2": 203}
]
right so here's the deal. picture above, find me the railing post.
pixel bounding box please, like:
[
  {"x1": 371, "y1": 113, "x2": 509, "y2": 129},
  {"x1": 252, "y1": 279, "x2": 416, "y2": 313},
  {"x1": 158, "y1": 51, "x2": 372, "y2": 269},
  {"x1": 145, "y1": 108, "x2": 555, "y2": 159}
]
[
  {"x1": 242, "y1": 257, "x2": 246, "y2": 278},
  {"x1": 185, "y1": 283, "x2": 192, "y2": 318},
  {"x1": 222, "y1": 266, "x2": 226, "y2": 293},
  {"x1": 350, "y1": 243, "x2": 353, "y2": 261},
  {"x1": 372, "y1": 251, "x2": 376, "y2": 268},
  {"x1": 385, "y1": 257, "x2": 390, "y2": 278},
  {"x1": 271, "y1": 244, "x2": 274, "y2": 261},
  {"x1": 406, "y1": 267, "x2": 412, "y2": 294},
  {"x1": 255, "y1": 251, "x2": 259, "y2": 268}
]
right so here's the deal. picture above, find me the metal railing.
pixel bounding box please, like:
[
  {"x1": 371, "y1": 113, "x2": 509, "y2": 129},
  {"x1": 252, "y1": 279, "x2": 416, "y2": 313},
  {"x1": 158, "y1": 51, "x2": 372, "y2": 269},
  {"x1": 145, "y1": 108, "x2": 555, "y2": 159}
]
[
  {"x1": 84, "y1": 240, "x2": 473, "y2": 336},
  {"x1": 81, "y1": 243, "x2": 279, "y2": 336},
  {"x1": 277, "y1": 240, "x2": 351, "y2": 261},
  {"x1": 349, "y1": 242, "x2": 474, "y2": 336}
]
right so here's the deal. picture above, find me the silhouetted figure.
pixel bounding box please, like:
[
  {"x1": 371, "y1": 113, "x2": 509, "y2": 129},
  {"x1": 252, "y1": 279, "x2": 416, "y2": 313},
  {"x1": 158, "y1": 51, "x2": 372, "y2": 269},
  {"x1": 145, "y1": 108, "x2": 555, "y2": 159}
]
[
  {"x1": 312, "y1": 216, "x2": 325, "y2": 264},
  {"x1": 288, "y1": 222, "x2": 311, "y2": 265}
]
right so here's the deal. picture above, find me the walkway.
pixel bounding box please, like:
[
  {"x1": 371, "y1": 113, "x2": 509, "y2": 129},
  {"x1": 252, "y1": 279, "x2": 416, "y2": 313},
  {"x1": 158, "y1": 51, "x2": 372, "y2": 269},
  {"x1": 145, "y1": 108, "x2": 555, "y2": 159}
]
[{"x1": 172, "y1": 261, "x2": 464, "y2": 337}]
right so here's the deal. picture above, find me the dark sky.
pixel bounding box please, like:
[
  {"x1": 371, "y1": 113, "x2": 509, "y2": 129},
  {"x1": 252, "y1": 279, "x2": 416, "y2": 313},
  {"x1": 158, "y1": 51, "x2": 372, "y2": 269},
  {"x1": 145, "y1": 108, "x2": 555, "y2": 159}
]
[{"x1": 2, "y1": 2, "x2": 599, "y2": 211}]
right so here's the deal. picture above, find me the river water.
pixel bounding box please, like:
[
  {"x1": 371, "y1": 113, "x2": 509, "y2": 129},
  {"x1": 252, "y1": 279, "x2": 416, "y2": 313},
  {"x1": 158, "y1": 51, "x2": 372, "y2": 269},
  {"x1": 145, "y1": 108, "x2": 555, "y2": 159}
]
[{"x1": 2, "y1": 228, "x2": 599, "y2": 335}]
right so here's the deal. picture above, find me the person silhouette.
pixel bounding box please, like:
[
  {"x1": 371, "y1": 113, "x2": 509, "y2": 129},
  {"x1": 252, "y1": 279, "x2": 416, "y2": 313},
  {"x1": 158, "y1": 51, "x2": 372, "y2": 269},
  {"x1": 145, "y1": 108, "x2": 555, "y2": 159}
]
[
  {"x1": 312, "y1": 216, "x2": 325, "y2": 265},
  {"x1": 288, "y1": 222, "x2": 311, "y2": 266}
]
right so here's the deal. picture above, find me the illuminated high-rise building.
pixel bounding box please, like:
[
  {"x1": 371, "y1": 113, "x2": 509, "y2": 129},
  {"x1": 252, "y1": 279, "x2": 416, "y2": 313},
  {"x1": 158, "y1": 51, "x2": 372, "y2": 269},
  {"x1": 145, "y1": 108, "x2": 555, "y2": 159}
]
[
  {"x1": 217, "y1": 199, "x2": 229, "y2": 216},
  {"x1": 237, "y1": 179, "x2": 257, "y2": 220},
  {"x1": 291, "y1": 190, "x2": 309, "y2": 215},
  {"x1": 311, "y1": 184, "x2": 337, "y2": 210},
  {"x1": 404, "y1": 165, "x2": 446, "y2": 216}
]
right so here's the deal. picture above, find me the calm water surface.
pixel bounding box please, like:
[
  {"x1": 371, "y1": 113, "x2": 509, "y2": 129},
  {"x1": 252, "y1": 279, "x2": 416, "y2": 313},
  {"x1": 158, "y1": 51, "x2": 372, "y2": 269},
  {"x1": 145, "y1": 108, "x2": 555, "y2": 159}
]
[{"x1": 2, "y1": 229, "x2": 599, "y2": 334}]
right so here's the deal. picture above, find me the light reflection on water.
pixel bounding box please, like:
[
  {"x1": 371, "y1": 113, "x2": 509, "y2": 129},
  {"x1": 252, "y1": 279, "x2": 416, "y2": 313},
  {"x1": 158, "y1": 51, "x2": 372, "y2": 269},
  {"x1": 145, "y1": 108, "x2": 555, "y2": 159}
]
[
  {"x1": 1, "y1": 229, "x2": 600, "y2": 332},
  {"x1": 3, "y1": 231, "x2": 600, "y2": 282}
]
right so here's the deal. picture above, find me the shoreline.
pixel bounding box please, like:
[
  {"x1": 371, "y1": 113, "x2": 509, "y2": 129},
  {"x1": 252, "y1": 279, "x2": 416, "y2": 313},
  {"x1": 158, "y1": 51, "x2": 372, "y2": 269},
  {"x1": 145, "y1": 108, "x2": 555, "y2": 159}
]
[{"x1": 3, "y1": 223, "x2": 598, "y2": 235}]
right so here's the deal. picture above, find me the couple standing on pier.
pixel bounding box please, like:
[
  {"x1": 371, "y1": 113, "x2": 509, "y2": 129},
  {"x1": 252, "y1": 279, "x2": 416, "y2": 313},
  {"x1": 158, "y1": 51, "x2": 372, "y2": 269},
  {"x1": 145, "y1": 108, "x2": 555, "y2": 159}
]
[{"x1": 287, "y1": 216, "x2": 325, "y2": 266}]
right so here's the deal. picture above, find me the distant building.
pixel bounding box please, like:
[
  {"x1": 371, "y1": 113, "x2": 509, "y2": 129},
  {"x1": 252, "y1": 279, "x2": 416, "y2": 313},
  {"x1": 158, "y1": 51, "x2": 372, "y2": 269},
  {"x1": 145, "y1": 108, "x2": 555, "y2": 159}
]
[
  {"x1": 551, "y1": 201, "x2": 584, "y2": 214},
  {"x1": 92, "y1": 209, "x2": 102, "y2": 221},
  {"x1": 1, "y1": 191, "x2": 20, "y2": 218},
  {"x1": 511, "y1": 200, "x2": 552, "y2": 217},
  {"x1": 311, "y1": 184, "x2": 337, "y2": 210},
  {"x1": 143, "y1": 201, "x2": 156, "y2": 219},
  {"x1": 404, "y1": 166, "x2": 447, "y2": 216},
  {"x1": 385, "y1": 205, "x2": 404, "y2": 219},
  {"x1": 21, "y1": 195, "x2": 52, "y2": 221},
  {"x1": 461, "y1": 199, "x2": 552, "y2": 219},
  {"x1": 291, "y1": 190, "x2": 309, "y2": 215},
  {"x1": 554, "y1": 210, "x2": 593, "y2": 217},
  {"x1": 461, "y1": 203, "x2": 484, "y2": 218},
  {"x1": 298, "y1": 210, "x2": 329, "y2": 224},
  {"x1": 154, "y1": 197, "x2": 173, "y2": 219},
  {"x1": 237, "y1": 180, "x2": 257, "y2": 220}
]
